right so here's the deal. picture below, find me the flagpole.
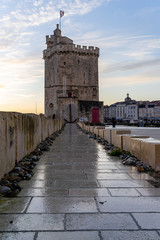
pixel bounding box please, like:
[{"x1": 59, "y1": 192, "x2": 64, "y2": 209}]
[
  {"x1": 59, "y1": 16, "x2": 61, "y2": 30},
  {"x1": 59, "y1": 10, "x2": 64, "y2": 31}
]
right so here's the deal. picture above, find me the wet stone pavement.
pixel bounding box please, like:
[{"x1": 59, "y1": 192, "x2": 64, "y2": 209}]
[{"x1": 1, "y1": 124, "x2": 160, "y2": 239}]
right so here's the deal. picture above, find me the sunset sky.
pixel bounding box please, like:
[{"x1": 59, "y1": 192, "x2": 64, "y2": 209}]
[{"x1": 0, "y1": 0, "x2": 160, "y2": 113}]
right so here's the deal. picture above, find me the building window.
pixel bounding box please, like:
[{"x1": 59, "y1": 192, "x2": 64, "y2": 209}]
[
  {"x1": 68, "y1": 92, "x2": 72, "y2": 98},
  {"x1": 64, "y1": 62, "x2": 66, "y2": 65},
  {"x1": 49, "y1": 103, "x2": 53, "y2": 108}
]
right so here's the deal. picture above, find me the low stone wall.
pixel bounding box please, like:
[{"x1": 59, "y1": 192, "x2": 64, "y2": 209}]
[
  {"x1": 0, "y1": 112, "x2": 64, "y2": 180},
  {"x1": 78, "y1": 123, "x2": 160, "y2": 171}
]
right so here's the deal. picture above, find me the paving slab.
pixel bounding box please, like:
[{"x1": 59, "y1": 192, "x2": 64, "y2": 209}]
[
  {"x1": 84, "y1": 169, "x2": 113, "y2": 173},
  {"x1": 94, "y1": 165, "x2": 119, "y2": 170},
  {"x1": 98, "y1": 179, "x2": 153, "y2": 188},
  {"x1": 133, "y1": 213, "x2": 160, "y2": 229},
  {"x1": 27, "y1": 197, "x2": 98, "y2": 213},
  {"x1": 0, "y1": 233, "x2": 35, "y2": 240},
  {"x1": 54, "y1": 180, "x2": 99, "y2": 188},
  {"x1": 96, "y1": 196, "x2": 160, "y2": 212},
  {"x1": 19, "y1": 180, "x2": 55, "y2": 188},
  {"x1": 37, "y1": 231, "x2": 100, "y2": 240},
  {"x1": 128, "y1": 173, "x2": 155, "y2": 180},
  {"x1": 66, "y1": 213, "x2": 138, "y2": 230},
  {"x1": 55, "y1": 170, "x2": 83, "y2": 174},
  {"x1": 18, "y1": 188, "x2": 68, "y2": 197},
  {"x1": 101, "y1": 231, "x2": 160, "y2": 240},
  {"x1": 35, "y1": 165, "x2": 73, "y2": 170},
  {"x1": 108, "y1": 188, "x2": 140, "y2": 197},
  {"x1": 0, "y1": 214, "x2": 64, "y2": 231},
  {"x1": 87, "y1": 173, "x2": 131, "y2": 180},
  {"x1": 0, "y1": 197, "x2": 31, "y2": 213},
  {"x1": 32, "y1": 172, "x2": 87, "y2": 180},
  {"x1": 113, "y1": 167, "x2": 137, "y2": 173},
  {"x1": 69, "y1": 188, "x2": 110, "y2": 197},
  {"x1": 136, "y1": 188, "x2": 160, "y2": 196}
]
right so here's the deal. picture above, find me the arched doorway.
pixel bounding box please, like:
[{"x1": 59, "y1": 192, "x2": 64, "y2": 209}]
[{"x1": 63, "y1": 103, "x2": 78, "y2": 123}]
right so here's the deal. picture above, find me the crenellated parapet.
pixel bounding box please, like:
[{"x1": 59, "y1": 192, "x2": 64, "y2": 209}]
[
  {"x1": 43, "y1": 44, "x2": 99, "y2": 58},
  {"x1": 44, "y1": 25, "x2": 101, "y2": 121}
]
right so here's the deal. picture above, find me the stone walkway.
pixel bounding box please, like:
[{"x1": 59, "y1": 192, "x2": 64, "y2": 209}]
[{"x1": 1, "y1": 123, "x2": 160, "y2": 239}]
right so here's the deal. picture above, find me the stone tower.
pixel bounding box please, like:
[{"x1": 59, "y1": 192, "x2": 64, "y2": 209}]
[{"x1": 43, "y1": 24, "x2": 103, "y2": 123}]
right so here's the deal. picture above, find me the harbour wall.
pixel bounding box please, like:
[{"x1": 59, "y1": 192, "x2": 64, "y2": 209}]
[
  {"x1": 78, "y1": 123, "x2": 160, "y2": 171},
  {"x1": 0, "y1": 112, "x2": 64, "y2": 180}
]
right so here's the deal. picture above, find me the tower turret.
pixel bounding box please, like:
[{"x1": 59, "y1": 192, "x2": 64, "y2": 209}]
[{"x1": 44, "y1": 25, "x2": 103, "y2": 123}]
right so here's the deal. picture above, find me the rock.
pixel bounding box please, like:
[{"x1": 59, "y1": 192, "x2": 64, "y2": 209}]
[
  {"x1": 20, "y1": 166, "x2": 33, "y2": 173},
  {"x1": 97, "y1": 138, "x2": 102, "y2": 143},
  {"x1": 18, "y1": 171, "x2": 25, "y2": 178},
  {"x1": 38, "y1": 142, "x2": 50, "y2": 151},
  {"x1": 12, "y1": 167, "x2": 22, "y2": 173},
  {"x1": 32, "y1": 149, "x2": 43, "y2": 156},
  {"x1": 0, "y1": 179, "x2": 10, "y2": 185},
  {"x1": 148, "y1": 166, "x2": 153, "y2": 171},
  {"x1": 0, "y1": 186, "x2": 12, "y2": 195},
  {"x1": 32, "y1": 155, "x2": 39, "y2": 162},
  {"x1": 93, "y1": 134, "x2": 96, "y2": 139},
  {"x1": 119, "y1": 154, "x2": 125, "y2": 159},
  {"x1": 104, "y1": 145, "x2": 112, "y2": 150},
  {"x1": 89, "y1": 135, "x2": 94, "y2": 139},
  {"x1": 11, "y1": 182, "x2": 21, "y2": 191},
  {"x1": 19, "y1": 161, "x2": 31, "y2": 166},
  {"x1": 122, "y1": 157, "x2": 138, "y2": 166},
  {"x1": 137, "y1": 165, "x2": 145, "y2": 172},
  {"x1": 25, "y1": 174, "x2": 32, "y2": 180},
  {"x1": 5, "y1": 189, "x2": 20, "y2": 197}
]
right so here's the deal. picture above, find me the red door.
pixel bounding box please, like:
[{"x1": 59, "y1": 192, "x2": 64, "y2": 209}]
[{"x1": 92, "y1": 108, "x2": 99, "y2": 123}]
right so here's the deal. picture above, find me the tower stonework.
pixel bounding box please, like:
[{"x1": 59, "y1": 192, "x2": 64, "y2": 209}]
[{"x1": 44, "y1": 24, "x2": 103, "y2": 123}]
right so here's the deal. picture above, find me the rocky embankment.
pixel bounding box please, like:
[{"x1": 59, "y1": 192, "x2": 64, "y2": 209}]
[{"x1": 0, "y1": 127, "x2": 65, "y2": 197}]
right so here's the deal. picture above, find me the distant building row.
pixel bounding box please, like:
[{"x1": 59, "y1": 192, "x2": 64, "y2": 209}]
[{"x1": 104, "y1": 94, "x2": 160, "y2": 123}]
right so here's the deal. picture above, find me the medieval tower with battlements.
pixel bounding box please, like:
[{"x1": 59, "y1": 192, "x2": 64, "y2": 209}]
[{"x1": 43, "y1": 24, "x2": 103, "y2": 123}]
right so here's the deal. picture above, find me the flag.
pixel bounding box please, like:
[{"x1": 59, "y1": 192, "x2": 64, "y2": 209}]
[{"x1": 60, "y1": 10, "x2": 64, "y2": 18}]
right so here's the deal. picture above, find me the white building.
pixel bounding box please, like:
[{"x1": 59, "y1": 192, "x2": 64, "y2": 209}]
[
  {"x1": 147, "y1": 104, "x2": 155, "y2": 118},
  {"x1": 107, "y1": 95, "x2": 160, "y2": 123},
  {"x1": 139, "y1": 102, "x2": 155, "y2": 119},
  {"x1": 116, "y1": 103, "x2": 126, "y2": 120},
  {"x1": 109, "y1": 104, "x2": 116, "y2": 119},
  {"x1": 126, "y1": 103, "x2": 138, "y2": 121},
  {"x1": 154, "y1": 103, "x2": 160, "y2": 119},
  {"x1": 104, "y1": 105, "x2": 109, "y2": 121}
]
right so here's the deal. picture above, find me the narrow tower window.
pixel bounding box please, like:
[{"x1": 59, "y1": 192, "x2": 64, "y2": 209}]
[{"x1": 68, "y1": 92, "x2": 72, "y2": 98}]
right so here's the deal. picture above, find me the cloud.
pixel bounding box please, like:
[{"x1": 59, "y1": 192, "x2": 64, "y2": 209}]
[
  {"x1": 100, "y1": 74, "x2": 160, "y2": 88},
  {"x1": 0, "y1": 0, "x2": 111, "y2": 53},
  {"x1": 100, "y1": 63, "x2": 160, "y2": 89},
  {"x1": 0, "y1": 0, "x2": 110, "y2": 29},
  {"x1": 74, "y1": 32, "x2": 160, "y2": 58},
  {"x1": 100, "y1": 58, "x2": 160, "y2": 74},
  {"x1": 74, "y1": 31, "x2": 160, "y2": 79},
  {"x1": 33, "y1": 0, "x2": 43, "y2": 7}
]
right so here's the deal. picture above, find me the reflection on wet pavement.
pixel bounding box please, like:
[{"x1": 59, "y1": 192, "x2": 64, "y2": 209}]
[{"x1": 0, "y1": 123, "x2": 160, "y2": 239}]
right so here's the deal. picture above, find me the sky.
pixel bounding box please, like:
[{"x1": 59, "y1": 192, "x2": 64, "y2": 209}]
[{"x1": 0, "y1": 0, "x2": 160, "y2": 113}]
